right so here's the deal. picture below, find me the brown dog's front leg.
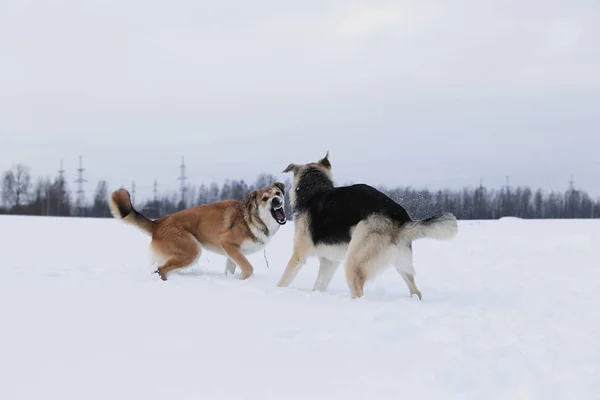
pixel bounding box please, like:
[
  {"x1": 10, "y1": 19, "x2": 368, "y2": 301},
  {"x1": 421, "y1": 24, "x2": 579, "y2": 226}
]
[
  {"x1": 221, "y1": 243, "x2": 254, "y2": 280},
  {"x1": 224, "y1": 258, "x2": 236, "y2": 276}
]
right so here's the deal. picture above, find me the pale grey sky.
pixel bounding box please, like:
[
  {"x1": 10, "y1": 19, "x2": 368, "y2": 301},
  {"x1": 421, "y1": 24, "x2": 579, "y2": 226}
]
[{"x1": 1, "y1": 0, "x2": 599, "y2": 201}]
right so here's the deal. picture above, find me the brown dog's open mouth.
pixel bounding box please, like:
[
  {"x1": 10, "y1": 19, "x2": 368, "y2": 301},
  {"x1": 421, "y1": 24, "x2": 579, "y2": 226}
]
[{"x1": 270, "y1": 205, "x2": 286, "y2": 225}]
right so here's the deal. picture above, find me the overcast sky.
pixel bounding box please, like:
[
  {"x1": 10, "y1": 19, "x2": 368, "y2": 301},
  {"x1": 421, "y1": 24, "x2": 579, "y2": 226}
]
[{"x1": 1, "y1": 0, "x2": 599, "y2": 200}]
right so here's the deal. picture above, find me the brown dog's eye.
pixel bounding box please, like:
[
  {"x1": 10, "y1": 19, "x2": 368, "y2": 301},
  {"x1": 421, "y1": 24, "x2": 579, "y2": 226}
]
[
  {"x1": 275, "y1": 191, "x2": 281, "y2": 196},
  {"x1": 262, "y1": 196, "x2": 269, "y2": 202}
]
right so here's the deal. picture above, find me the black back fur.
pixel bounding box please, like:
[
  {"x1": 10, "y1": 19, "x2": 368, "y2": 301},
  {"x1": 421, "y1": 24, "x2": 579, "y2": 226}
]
[{"x1": 294, "y1": 167, "x2": 412, "y2": 246}]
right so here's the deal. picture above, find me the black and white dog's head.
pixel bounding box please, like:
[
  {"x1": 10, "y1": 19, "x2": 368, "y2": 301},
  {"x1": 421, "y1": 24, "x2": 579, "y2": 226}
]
[{"x1": 282, "y1": 152, "x2": 334, "y2": 210}]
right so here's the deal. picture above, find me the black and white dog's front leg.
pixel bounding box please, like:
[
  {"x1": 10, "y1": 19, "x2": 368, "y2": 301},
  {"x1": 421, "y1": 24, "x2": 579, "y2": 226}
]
[
  {"x1": 312, "y1": 257, "x2": 340, "y2": 292},
  {"x1": 277, "y1": 249, "x2": 309, "y2": 287},
  {"x1": 277, "y1": 216, "x2": 312, "y2": 288}
]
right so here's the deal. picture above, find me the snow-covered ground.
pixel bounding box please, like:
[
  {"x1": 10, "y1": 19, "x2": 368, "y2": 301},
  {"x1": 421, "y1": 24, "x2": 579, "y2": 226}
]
[{"x1": 0, "y1": 215, "x2": 598, "y2": 399}]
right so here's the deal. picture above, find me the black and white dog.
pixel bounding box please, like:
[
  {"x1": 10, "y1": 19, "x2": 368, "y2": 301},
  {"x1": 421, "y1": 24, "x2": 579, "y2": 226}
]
[{"x1": 277, "y1": 152, "x2": 458, "y2": 299}]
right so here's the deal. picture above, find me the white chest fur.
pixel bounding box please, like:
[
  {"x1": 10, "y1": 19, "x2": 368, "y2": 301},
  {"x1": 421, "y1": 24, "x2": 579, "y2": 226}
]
[
  {"x1": 315, "y1": 243, "x2": 348, "y2": 262},
  {"x1": 313, "y1": 225, "x2": 356, "y2": 262},
  {"x1": 240, "y1": 239, "x2": 267, "y2": 254},
  {"x1": 241, "y1": 208, "x2": 281, "y2": 254}
]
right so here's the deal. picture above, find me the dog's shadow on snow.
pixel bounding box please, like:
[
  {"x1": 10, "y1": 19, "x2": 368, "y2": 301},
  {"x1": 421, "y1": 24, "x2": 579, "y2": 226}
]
[
  {"x1": 159, "y1": 267, "x2": 468, "y2": 305},
  {"x1": 270, "y1": 284, "x2": 427, "y2": 303},
  {"x1": 170, "y1": 268, "x2": 241, "y2": 280},
  {"x1": 169, "y1": 267, "x2": 274, "y2": 285},
  {"x1": 274, "y1": 284, "x2": 478, "y2": 304}
]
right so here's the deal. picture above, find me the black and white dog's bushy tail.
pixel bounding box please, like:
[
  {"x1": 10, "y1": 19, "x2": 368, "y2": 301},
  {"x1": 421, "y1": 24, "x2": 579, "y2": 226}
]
[{"x1": 401, "y1": 213, "x2": 458, "y2": 241}]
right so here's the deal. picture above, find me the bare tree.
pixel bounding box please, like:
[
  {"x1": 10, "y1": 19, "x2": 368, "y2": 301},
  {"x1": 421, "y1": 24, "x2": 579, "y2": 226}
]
[
  {"x1": 253, "y1": 173, "x2": 278, "y2": 190},
  {"x1": 533, "y1": 189, "x2": 544, "y2": 218},
  {"x1": 1, "y1": 165, "x2": 599, "y2": 220},
  {"x1": 208, "y1": 183, "x2": 220, "y2": 203},
  {"x1": 2, "y1": 171, "x2": 16, "y2": 207},
  {"x1": 229, "y1": 180, "x2": 249, "y2": 201},
  {"x1": 185, "y1": 184, "x2": 197, "y2": 207},
  {"x1": 2, "y1": 164, "x2": 32, "y2": 208},
  {"x1": 196, "y1": 184, "x2": 209, "y2": 205},
  {"x1": 91, "y1": 180, "x2": 110, "y2": 217},
  {"x1": 220, "y1": 180, "x2": 232, "y2": 201}
]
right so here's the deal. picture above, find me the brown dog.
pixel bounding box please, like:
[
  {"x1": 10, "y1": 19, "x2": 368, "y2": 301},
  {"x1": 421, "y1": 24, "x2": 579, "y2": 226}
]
[{"x1": 110, "y1": 183, "x2": 286, "y2": 281}]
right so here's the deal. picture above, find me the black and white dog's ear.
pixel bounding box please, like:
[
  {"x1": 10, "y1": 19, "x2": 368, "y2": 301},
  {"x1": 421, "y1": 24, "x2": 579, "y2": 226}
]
[
  {"x1": 318, "y1": 151, "x2": 331, "y2": 169},
  {"x1": 273, "y1": 182, "x2": 285, "y2": 194},
  {"x1": 282, "y1": 163, "x2": 298, "y2": 173}
]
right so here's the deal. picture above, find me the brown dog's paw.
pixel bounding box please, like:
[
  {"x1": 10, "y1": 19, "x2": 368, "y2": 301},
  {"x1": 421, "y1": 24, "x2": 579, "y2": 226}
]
[
  {"x1": 238, "y1": 272, "x2": 253, "y2": 280},
  {"x1": 153, "y1": 269, "x2": 168, "y2": 281}
]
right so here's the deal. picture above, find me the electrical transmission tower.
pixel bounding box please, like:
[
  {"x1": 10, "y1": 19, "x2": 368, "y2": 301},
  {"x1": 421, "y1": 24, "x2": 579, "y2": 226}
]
[
  {"x1": 54, "y1": 160, "x2": 66, "y2": 216},
  {"x1": 152, "y1": 178, "x2": 162, "y2": 218},
  {"x1": 178, "y1": 157, "x2": 187, "y2": 209},
  {"x1": 503, "y1": 176, "x2": 511, "y2": 192},
  {"x1": 568, "y1": 175, "x2": 575, "y2": 191},
  {"x1": 500, "y1": 175, "x2": 512, "y2": 218},
  {"x1": 153, "y1": 179, "x2": 159, "y2": 203},
  {"x1": 131, "y1": 180, "x2": 136, "y2": 207},
  {"x1": 58, "y1": 160, "x2": 65, "y2": 183},
  {"x1": 74, "y1": 156, "x2": 87, "y2": 216}
]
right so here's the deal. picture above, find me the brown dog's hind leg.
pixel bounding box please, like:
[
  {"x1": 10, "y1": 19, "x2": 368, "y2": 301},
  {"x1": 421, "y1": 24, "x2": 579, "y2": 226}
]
[
  {"x1": 154, "y1": 258, "x2": 196, "y2": 281},
  {"x1": 151, "y1": 233, "x2": 201, "y2": 281}
]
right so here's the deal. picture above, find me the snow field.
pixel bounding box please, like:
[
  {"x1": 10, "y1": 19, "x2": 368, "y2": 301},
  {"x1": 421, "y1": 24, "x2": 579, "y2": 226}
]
[{"x1": 0, "y1": 215, "x2": 598, "y2": 399}]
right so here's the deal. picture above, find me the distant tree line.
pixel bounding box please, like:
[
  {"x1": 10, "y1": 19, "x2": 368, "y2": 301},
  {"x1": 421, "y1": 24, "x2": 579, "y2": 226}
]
[
  {"x1": 377, "y1": 184, "x2": 599, "y2": 220},
  {"x1": 1, "y1": 163, "x2": 598, "y2": 220}
]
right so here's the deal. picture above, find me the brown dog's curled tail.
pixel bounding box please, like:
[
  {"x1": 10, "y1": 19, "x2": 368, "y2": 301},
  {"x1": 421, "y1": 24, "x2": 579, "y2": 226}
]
[{"x1": 110, "y1": 189, "x2": 154, "y2": 235}]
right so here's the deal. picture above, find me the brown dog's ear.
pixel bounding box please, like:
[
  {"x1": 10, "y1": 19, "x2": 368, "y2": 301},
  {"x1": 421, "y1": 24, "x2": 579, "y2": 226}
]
[
  {"x1": 243, "y1": 190, "x2": 258, "y2": 209},
  {"x1": 282, "y1": 163, "x2": 298, "y2": 174},
  {"x1": 318, "y1": 151, "x2": 331, "y2": 169},
  {"x1": 273, "y1": 182, "x2": 285, "y2": 194}
]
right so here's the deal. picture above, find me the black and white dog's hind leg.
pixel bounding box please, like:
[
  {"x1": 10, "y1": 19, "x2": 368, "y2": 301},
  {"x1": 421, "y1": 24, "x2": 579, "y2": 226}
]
[
  {"x1": 343, "y1": 216, "x2": 398, "y2": 299},
  {"x1": 394, "y1": 243, "x2": 422, "y2": 300}
]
